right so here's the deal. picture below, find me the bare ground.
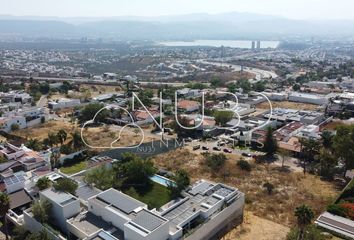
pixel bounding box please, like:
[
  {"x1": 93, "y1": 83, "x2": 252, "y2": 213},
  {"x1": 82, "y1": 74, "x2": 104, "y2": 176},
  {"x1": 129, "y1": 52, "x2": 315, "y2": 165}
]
[
  {"x1": 257, "y1": 101, "x2": 319, "y2": 111},
  {"x1": 152, "y1": 149, "x2": 340, "y2": 229}
]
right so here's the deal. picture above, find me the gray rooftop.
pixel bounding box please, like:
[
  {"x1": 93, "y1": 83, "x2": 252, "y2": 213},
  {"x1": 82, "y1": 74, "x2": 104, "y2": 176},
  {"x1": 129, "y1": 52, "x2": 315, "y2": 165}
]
[
  {"x1": 97, "y1": 189, "x2": 145, "y2": 215},
  {"x1": 131, "y1": 209, "x2": 167, "y2": 232},
  {"x1": 41, "y1": 188, "x2": 78, "y2": 206}
]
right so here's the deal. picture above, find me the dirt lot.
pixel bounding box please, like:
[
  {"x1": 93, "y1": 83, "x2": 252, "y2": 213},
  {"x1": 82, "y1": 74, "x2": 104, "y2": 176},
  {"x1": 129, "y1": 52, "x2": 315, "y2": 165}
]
[
  {"x1": 81, "y1": 125, "x2": 158, "y2": 150},
  {"x1": 222, "y1": 211, "x2": 289, "y2": 240},
  {"x1": 12, "y1": 120, "x2": 76, "y2": 141},
  {"x1": 152, "y1": 149, "x2": 340, "y2": 229},
  {"x1": 257, "y1": 101, "x2": 320, "y2": 111}
]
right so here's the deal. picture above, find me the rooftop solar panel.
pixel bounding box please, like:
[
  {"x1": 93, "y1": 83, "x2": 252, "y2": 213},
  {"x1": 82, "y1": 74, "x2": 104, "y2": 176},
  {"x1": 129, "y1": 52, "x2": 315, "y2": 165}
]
[{"x1": 131, "y1": 210, "x2": 166, "y2": 232}]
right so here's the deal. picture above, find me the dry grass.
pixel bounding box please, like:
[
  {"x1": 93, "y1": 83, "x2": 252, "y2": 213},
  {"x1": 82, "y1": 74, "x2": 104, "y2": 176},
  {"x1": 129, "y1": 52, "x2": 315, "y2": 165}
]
[
  {"x1": 152, "y1": 149, "x2": 340, "y2": 227},
  {"x1": 81, "y1": 125, "x2": 158, "y2": 151},
  {"x1": 12, "y1": 120, "x2": 76, "y2": 141},
  {"x1": 222, "y1": 211, "x2": 289, "y2": 240},
  {"x1": 257, "y1": 101, "x2": 319, "y2": 111}
]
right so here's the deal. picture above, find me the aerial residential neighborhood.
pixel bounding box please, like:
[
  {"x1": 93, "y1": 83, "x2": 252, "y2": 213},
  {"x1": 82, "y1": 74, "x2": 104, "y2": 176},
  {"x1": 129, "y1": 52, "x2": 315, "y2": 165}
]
[{"x1": 0, "y1": 1, "x2": 354, "y2": 240}]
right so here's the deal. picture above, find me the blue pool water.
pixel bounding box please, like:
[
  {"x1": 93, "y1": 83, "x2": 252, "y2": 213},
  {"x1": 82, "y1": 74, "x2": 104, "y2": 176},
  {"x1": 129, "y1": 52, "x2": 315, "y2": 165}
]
[{"x1": 150, "y1": 174, "x2": 175, "y2": 187}]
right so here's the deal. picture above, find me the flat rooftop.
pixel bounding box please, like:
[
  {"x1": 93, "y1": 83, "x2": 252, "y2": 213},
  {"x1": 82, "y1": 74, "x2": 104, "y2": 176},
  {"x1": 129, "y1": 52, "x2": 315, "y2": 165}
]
[
  {"x1": 130, "y1": 209, "x2": 167, "y2": 232},
  {"x1": 41, "y1": 188, "x2": 78, "y2": 206},
  {"x1": 161, "y1": 180, "x2": 239, "y2": 233},
  {"x1": 93, "y1": 188, "x2": 146, "y2": 216}
]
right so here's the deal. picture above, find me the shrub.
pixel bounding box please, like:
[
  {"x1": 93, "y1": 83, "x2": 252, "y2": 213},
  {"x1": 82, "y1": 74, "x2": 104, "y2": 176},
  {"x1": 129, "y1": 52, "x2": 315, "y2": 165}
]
[
  {"x1": 237, "y1": 160, "x2": 252, "y2": 171},
  {"x1": 205, "y1": 153, "x2": 227, "y2": 171},
  {"x1": 327, "y1": 204, "x2": 347, "y2": 218},
  {"x1": 11, "y1": 123, "x2": 20, "y2": 131}
]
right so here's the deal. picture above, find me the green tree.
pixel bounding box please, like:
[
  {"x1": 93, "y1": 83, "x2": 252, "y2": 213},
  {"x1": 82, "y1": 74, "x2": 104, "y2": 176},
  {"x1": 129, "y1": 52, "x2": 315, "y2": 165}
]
[
  {"x1": 31, "y1": 200, "x2": 51, "y2": 223},
  {"x1": 168, "y1": 169, "x2": 190, "y2": 198},
  {"x1": 56, "y1": 129, "x2": 67, "y2": 146},
  {"x1": 123, "y1": 157, "x2": 156, "y2": 186},
  {"x1": 36, "y1": 177, "x2": 51, "y2": 191},
  {"x1": 237, "y1": 159, "x2": 252, "y2": 171},
  {"x1": 262, "y1": 127, "x2": 278, "y2": 157},
  {"x1": 84, "y1": 166, "x2": 115, "y2": 190},
  {"x1": 214, "y1": 110, "x2": 234, "y2": 126},
  {"x1": 210, "y1": 77, "x2": 222, "y2": 88},
  {"x1": 79, "y1": 103, "x2": 107, "y2": 123},
  {"x1": 68, "y1": 131, "x2": 84, "y2": 151},
  {"x1": 12, "y1": 226, "x2": 29, "y2": 240},
  {"x1": 26, "y1": 139, "x2": 42, "y2": 151},
  {"x1": 318, "y1": 149, "x2": 338, "y2": 180},
  {"x1": 53, "y1": 178, "x2": 78, "y2": 195},
  {"x1": 27, "y1": 229, "x2": 51, "y2": 240},
  {"x1": 278, "y1": 148, "x2": 290, "y2": 168},
  {"x1": 320, "y1": 130, "x2": 333, "y2": 149},
  {"x1": 205, "y1": 153, "x2": 227, "y2": 172},
  {"x1": 294, "y1": 205, "x2": 314, "y2": 240},
  {"x1": 287, "y1": 225, "x2": 325, "y2": 240},
  {"x1": 333, "y1": 125, "x2": 354, "y2": 174},
  {"x1": 0, "y1": 193, "x2": 10, "y2": 240},
  {"x1": 50, "y1": 151, "x2": 61, "y2": 170},
  {"x1": 299, "y1": 138, "x2": 320, "y2": 174}
]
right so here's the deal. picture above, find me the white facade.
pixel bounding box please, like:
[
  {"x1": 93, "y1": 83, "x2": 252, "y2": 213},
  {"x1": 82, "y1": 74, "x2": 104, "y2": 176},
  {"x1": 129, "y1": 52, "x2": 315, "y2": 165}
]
[
  {"x1": 48, "y1": 98, "x2": 81, "y2": 110},
  {"x1": 0, "y1": 116, "x2": 26, "y2": 132},
  {"x1": 289, "y1": 92, "x2": 328, "y2": 105},
  {"x1": 40, "y1": 188, "x2": 81, "y2": 232}
]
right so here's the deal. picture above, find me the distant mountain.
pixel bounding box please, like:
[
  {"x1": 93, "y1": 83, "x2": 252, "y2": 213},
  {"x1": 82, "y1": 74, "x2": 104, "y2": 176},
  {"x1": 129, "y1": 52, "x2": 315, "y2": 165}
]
[{"x1": 0, "y1": 12, "x2": 353, "y2": 40}]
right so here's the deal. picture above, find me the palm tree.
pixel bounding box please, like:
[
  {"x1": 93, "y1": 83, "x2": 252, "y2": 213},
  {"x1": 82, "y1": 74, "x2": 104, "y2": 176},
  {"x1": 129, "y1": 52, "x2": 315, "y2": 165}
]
[
  {"x1": 56, "y1": 129, "x2": 67, "y2": 146},
  {"x1": 299, "y1": 138, "x2": 320, "y2": 174},
  {"x1": 68, "y1": 131, "x2": 84, "y2": 151},
  {"x1": 320, "y1": 130, "x2": 333, "y2": 149},
  {"x1": 50, "y1": 151, "x2": 61, "y2": 170},
  {"x1": 294, "y1": 205, "x2": 314, "y2": 240},
  {"x1": 0, "y1": 192, "x2": 10, "y2": 240},
  {"x1": 26, "y1": 138, "x2": 42, "y2": 151}
]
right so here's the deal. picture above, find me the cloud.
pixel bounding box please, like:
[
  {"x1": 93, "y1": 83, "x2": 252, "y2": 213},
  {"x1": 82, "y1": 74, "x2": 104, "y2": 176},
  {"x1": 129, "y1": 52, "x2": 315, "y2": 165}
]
[{"x1": 80, "y1": 105, "x2": 145, "y2": 149}]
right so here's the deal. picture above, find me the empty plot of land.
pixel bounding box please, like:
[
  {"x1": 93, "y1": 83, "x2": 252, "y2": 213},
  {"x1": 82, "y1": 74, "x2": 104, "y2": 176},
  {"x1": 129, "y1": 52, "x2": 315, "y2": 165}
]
[
  {"x1": 222, "y1": 211, "x2": 289, "y2": 240},
  {"x1": 257, "y1": 101, "x2": 319, "y2": 111},
  {"x1": 152, "y1": 149, "x2": 340, "y2": 227}
]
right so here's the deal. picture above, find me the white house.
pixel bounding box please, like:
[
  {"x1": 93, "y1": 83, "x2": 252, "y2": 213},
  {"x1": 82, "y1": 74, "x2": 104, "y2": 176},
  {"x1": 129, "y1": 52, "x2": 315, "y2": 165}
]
[
  {"x1": 48, "y1": 98, "x2": 81, "y2": 110},
  {"x1": 0, "y1": 116, "x2": 26, "y2": 132}
]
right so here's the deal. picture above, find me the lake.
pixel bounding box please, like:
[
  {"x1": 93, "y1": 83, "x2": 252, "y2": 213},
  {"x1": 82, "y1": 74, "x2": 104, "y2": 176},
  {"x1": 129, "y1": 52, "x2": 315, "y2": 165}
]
[{"x1": 158, "y1": 40, "x2": 279, "y2": 49}]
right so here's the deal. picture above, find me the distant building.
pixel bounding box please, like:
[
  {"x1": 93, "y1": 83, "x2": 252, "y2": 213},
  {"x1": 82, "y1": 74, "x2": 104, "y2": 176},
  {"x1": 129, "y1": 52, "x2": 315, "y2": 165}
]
[
  {"x1": 256, "y1": 41, "x2": 261, "y2": 49},
  {"x1": 48, "y1": 98, "x2": 81, "y2": 110},
  {"x1": 251, "y1": 41, "x2": 256, "y2": 50},
  {"x1": 288, "y1": 92, "x2": 328, "y2": 105},
  {"x1": 177, "y1": 100, "x2": 200, "y2": 113}
]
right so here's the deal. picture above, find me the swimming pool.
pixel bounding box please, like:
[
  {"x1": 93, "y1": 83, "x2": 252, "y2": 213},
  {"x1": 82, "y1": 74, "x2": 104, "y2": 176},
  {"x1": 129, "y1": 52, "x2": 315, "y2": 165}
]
[{"x1": 150, "y1": 174, "x2": 175, "y2": 187}]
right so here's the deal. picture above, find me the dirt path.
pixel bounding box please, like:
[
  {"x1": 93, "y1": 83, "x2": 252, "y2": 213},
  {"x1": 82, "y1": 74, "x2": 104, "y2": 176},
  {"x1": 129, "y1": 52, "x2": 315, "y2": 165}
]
[{"x1": 222, "y1": 211, "x2": 289, "y2": 240}]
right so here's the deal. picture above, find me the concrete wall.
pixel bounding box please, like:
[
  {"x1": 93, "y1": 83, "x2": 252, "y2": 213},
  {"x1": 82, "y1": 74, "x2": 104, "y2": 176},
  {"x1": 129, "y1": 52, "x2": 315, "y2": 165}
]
[
  {"x1": 23, "y1": 210, "x2": 65, "y2": 240},
  {"x1": 185, "y1": 193, "x2": 245, "y2": 240},
  {"x1": 88, "y1": 199, "x2": 130, "y2": 230}
]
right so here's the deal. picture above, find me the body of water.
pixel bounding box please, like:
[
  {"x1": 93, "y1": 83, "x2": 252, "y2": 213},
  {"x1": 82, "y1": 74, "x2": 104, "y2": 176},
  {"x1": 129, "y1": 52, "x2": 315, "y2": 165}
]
[
  {"x1": 158, "y1": 40, "x2": 279, "y2": 49},
  {"x1": 150, "y1": 174, "x2": 175, "y2": 187}
]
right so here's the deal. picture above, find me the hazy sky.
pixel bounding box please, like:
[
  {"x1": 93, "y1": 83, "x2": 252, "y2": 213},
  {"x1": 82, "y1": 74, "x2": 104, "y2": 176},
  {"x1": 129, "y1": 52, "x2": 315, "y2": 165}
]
[{"x1": 1, "y1": 0, "x2": 354, "y2": 20}]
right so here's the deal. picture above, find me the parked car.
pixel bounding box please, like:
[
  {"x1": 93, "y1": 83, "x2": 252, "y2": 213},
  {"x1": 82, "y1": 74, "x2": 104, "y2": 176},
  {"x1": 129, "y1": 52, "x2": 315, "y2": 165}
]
[
  {"x1": 184, "y1": 137, "x2": 193, "y2": 142},
  {"x1": 223, "y1": 148, "x2": 232, "y2": 153},
  {"x1": 202, "y1": 146, "x2": 209, "y2": 151},
  {"x1": 213, "y1": 146, "x2": 221, "y2": 151},
  {"x1": 218, "y1": 141, "x2": 226, "y2": 146},
  {"x1": 242, "y1": 152, "x2": 252, "y2": 157},
  {"x1": 193, "y1": 145, "x2": 201, "y2": 150},
  {"x1": 212, "y1": 136, "x2": 218, "y2": 140}
]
